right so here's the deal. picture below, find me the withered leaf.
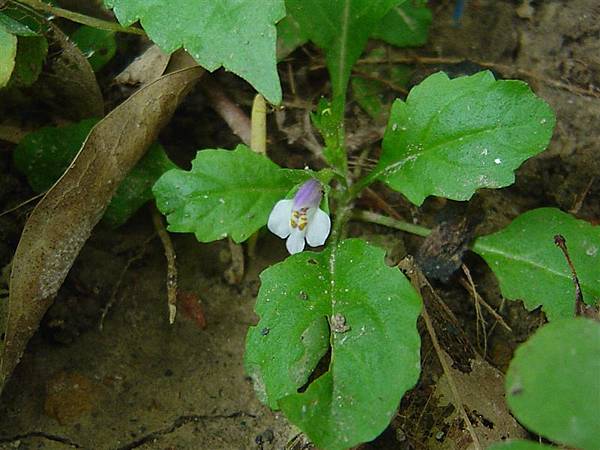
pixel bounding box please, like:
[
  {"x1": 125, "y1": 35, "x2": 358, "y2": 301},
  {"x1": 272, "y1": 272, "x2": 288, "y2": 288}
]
[
  {"x1": 0, "y1": 65, "x2": 203, "y2": 392},
  {"x1": 37, "y1": 23, "x2": 104, "y2": 120}
]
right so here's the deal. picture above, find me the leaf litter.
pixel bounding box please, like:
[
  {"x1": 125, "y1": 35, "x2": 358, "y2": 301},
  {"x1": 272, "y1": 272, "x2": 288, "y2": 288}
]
[{"x1": 0, "y1": 62, "x2": 203, "y2": 393}]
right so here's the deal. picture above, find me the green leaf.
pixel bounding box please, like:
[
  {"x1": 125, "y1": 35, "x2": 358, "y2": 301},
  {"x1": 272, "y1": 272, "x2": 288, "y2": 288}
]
[
  {"x1": 351, "y1": 78, "x2": 385, "y2": 120},
  {"x1": 375, "y1": 71, "x2": 555, "y2": 205},
  {"x1": 285, "y1": 0, "x2": 403, "y2": 118},
  {"x1": 104, "y1": 143, "x2": 177, "y2": 228},
  {"x1": 103, "y1": 0, "x2": 284, "y2": 104},
  {"x1": 372, "y1": 0, "x2": 432, "y2": 47},
  {"x1": 71, "y1": 26, "x2": 116, "y2": 72},
  {"x1": 0, "y1": 12, "x2": 38, "y2": 36},
  {"x1": 14, "y1": 119, "x2": 100, "y2": 192},
  {"x1": 505, "y1": 319, "x2": 600, "y2": 450},
  {"x1": 13, "y1": 119, "x2": 176, "y2": 227},
  {"x1": 0, "y1": 27, "x2": 17, "y2": 88},
  {"x1": 488, "y1": 441, "x2": 557, "y2": 450},
  {"x1": 153, "y1": 145, "x2": 309, "y2": 243},
  {"x1": 312, "y1": 98, "x2": 346, "y2": 172},
  {"x1": 9, "y1": 35, "x2": 48, "y2": 87},
  {"x1": 276, "y1": 14, "x2": 307, "y2": 60},
  {"x1": 245, "y1": 239, "x2": 422, "y2": 449},
  {"x1": 472, "y1": 208, "x2": 600, "y2": 321}
]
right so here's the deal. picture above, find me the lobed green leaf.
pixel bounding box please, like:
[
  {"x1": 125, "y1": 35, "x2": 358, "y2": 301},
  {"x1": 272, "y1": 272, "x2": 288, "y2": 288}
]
[
  {"x1": 376, "y1": 71, "x2": 555, "y2": 205},
  {"x1": 103, "y1": 0, "x2": 284, "y2": 103},
  {"x1": 473, "y1": 208, "x2": 600, "y2": 321},
  {"x1": 245, "y1": 239, "x2": 422, "y2": 449},
  {"x1": 505, "y1": 318, "x2": 600, "y2": 450},
  {"x1": 153, "y1": 145, "x2": 310, "y2": 243}
]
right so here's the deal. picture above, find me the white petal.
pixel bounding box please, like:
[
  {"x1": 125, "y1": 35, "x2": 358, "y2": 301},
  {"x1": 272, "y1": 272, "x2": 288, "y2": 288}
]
[
  {"x1": 306, "y1": 208, "x2": 331, "y2": 247},
  {"x1": 267, "y1": 199, "x2": 293, "y2": 239},
  {"x1": 286, "y1": 229, "x2": 306, "y2": 254}
]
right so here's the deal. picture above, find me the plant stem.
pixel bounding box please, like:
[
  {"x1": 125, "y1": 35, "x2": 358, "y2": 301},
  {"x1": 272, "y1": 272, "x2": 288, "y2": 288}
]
[
  {"x1": 12, "y1": 0, "x2": 145, "y2": 35},
  {"x1": 348, "y1": 169, "x2": 381, "y2": 198},
  {"x1": 352, "y1": 210, "x2": 431, "y2": 238}
]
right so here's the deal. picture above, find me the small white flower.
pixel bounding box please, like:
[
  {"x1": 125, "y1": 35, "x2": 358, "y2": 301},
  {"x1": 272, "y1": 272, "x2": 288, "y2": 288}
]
[{"x1": 268, "y1": 179, "x2": 331, "y2": 254}]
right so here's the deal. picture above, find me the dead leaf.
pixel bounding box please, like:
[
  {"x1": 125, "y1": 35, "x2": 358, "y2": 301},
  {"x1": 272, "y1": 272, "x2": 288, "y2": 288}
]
[
  {"x1": 37, "y1": 23, "x2": 104, "y2": 120},
  {"x1": 429, "y1": 351, "x2": 528, "y2": 449},
  {"x1": 0, "y1": 65, "x2": 204, "y2": 393},
  {"x1": 114, "y1": 44, "x2": 170, "y2": 86}
]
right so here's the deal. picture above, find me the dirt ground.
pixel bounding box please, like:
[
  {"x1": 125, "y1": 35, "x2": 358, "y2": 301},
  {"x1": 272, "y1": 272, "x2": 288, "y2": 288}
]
[{"x1": 0, "y1": 0, "x2": 598, "y2": 449}]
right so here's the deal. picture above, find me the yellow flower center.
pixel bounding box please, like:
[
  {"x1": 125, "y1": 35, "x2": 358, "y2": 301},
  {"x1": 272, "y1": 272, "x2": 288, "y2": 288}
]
[{"x1": 290, "y1": 207, "x2": 309, "y2": 231}]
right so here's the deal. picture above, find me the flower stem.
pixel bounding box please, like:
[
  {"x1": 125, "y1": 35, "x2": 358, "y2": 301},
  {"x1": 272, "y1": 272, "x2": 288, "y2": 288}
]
[
  {"x1": 348, "y1": 168, "x2": 381, "y2": 198},
  {"x1": 351, "y1": 210, "x2": 431, "y2": 238},
  {"x1": 12, "y1": 0, "x2": 146, "y2": 35}
]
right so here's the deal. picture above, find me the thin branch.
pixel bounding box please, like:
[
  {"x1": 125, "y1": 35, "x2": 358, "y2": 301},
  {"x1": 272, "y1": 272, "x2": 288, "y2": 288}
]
[
  {"x1": 459, "y1": 268, "x2": 512, "y2": 333},
  {"x1": 400, "y1": 258, "x2": 482, "y2": 450},
  {"x1": 152, "y1": 206, "x2": 178, "y2": 324},
  {"x1": 0, "y1": 192, "x2": 45, "y2": 217},
  {"x1": 351, "y1": 209, "x2": 431, "y2": 237},
  {"x1": 12, "y1": 0, "x2": 145, "y2": 35},
  {"x1": 99, "y1": 233, "x2": 155, "y2": 330},
  {"x1": 354, "y1": 55, "x2": 600, "y2": 99},
  {"x1": 201, "y1": 76, "x2": 252, "y2": 145}
]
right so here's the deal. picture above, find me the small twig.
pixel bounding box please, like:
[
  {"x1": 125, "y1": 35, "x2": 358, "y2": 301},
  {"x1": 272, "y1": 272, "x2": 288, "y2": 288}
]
[
  {"x1": 201, "y1": 76, "x2": 252, "y2": 145},
  {"x1": 554, "y1": 234, "x2": 585, "y2": 317},
  {"x1": 355, "y1": 55, "x2": 600, "y2": 99},
  {"x1": 461, "y1": 264, "x2": 488, "y2": 356},
  {"x1": 460, "y1": 270, "x2": 512, "y2": 333},
  {"x1": 0, "y1": 192, "x2": 45, "y2": 217},
  {"x1": 352, "y1": 69, "x2": 409, "y2": 95},
  {"x1": 12, "y1": 0, "x2": 145, "y2": 35},
  {"x1": 569, "y1": 177, "x2": 595, "y2": 214},
  {"x1": 152, "y1": 206, "x2": 178, "y2": 324},
  {"x1": 405, "y1": 264, "x2": 482, "y2": 450},
  {"x1": 351, "y1": 209, "x2": 431, "y2": 237},
  {"x1": 99, "y1": 233, "x2": 155, "y2": 330}
]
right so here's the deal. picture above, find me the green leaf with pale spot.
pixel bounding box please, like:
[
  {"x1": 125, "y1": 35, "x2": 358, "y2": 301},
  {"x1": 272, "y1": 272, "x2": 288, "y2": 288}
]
[
  {"x1": 372, "y1": 0, "x2": 432, "y2": 47},
  {"x1": 0, "y1": 12, "x2": 38, "y2": 36},
  {"x1": 9, "y1": 35, "x2": 48, "y2": 87},
  {"x1": 488, "y1": 441, "x2": 557, "y2": 450},
  {"x1": 103, "y1": 0, "x2": 284, "y2": 103},
  {"x1": 71, "y1": 26, "x2": 116, "y2": 72},
  {"x1": 285, "y1": 0, "x2": 404, "y2": 118},
  {"x1": 472, "y1": 208, "x2": 600, "y2": 321},
  {"x1": 153, "y1": 145, "x2": 310, "y2": 243},
  {"x1": 505, "y1": 319, "x2": 600, "y2": 450},
  {"x1": 104, "y1": 143, "x2": 177, "y2": 228},
  {"x1": 245, "y1": 239, "x2": 422, "y2": 450},
  {"x1": 13, "y1": 119, "x2": 176, "y2": 227},
  {"x1": 0, "y1": 27, "x2": 17, "y2": 88},
  {"x1": 375, "y1": 71, "x2": 555, "y2": 205}
]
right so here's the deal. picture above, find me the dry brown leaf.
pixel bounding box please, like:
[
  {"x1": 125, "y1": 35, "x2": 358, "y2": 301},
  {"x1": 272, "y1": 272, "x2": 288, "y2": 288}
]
[
  {"x1": 429, "y1": 351, "x2": 528, "y2": 449},
  {"x1": 0, "y1": 65, "x2": 204, "y2": 393},
  {"x1": 37, "y1": 23, "x2": 104, "y2": 120},
  {"x1": 114, "y1": 44, "x2": 171, "y2": 86}
]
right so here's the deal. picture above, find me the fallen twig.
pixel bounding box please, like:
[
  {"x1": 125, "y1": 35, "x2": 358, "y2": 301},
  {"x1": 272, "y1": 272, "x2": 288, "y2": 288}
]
[
  {"x1": 201, "y1": 76, "x2": 252, "y2": 145},
  {"x1": 151, "y1": 206, "x2": 178, "y2": 324}
]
